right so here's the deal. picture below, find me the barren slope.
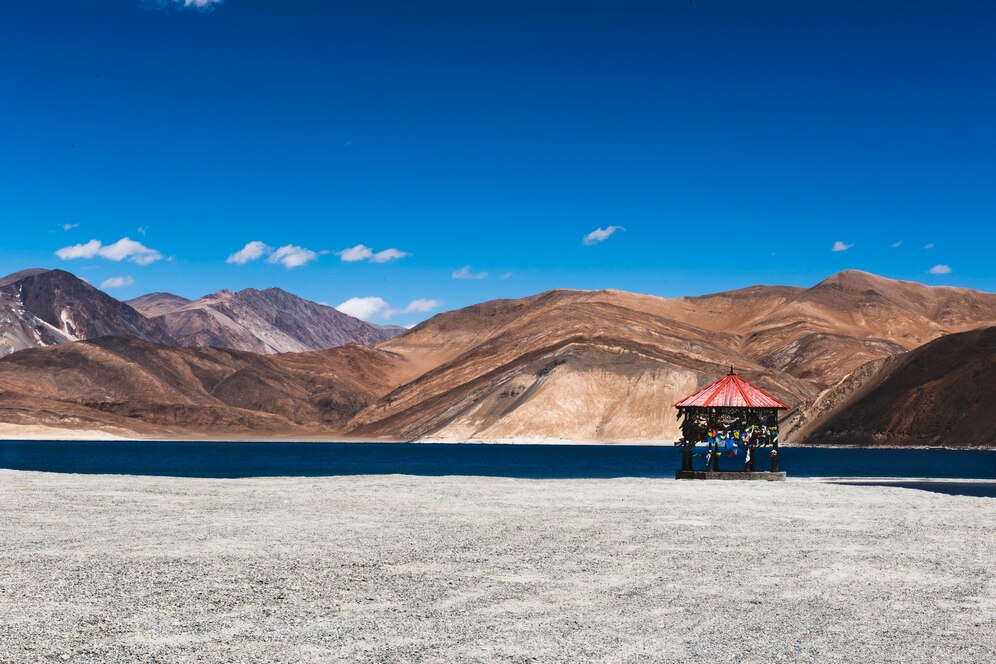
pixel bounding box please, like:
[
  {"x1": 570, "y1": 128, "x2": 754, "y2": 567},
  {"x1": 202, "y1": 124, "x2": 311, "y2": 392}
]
[
  {"x1": 0, "y1": 336, "x2": 409, "y2": 437},
  {"x1": 355, "y1": 274, "x2": 996, "y2": 441},
  {"x1": 783, "y1": 326, "x2": 996, "y2": 447},
  {"x1": 153, "y1": 288, "x2": 402, "y2": 354},
  {"x1": 126, "y1": 292, "x2": 192, "y2": 317},
  {"x1": 352, "y1": 293, "x2": 816, "y2": 441},
  {"x1": 0, "y1": 270, "x2": 174, "y2": 357}
]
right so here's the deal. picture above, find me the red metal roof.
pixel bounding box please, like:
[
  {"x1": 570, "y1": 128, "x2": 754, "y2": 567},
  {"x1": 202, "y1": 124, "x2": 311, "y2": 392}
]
[{"x1": 674, "y1": 371, "x2": 789, "y2": 409}]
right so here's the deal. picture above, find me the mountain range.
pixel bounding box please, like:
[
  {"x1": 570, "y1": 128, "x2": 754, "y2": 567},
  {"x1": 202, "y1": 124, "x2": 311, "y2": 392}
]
[
  {"x1": 128, "y1": 287, "x2": 402, "y2": 353},
  {"x1": 0, "y1": 268, "x2": 994, "y2": 446},
  {"x1": 0, "y1": 269, "x2": 401, "y2": 358}
]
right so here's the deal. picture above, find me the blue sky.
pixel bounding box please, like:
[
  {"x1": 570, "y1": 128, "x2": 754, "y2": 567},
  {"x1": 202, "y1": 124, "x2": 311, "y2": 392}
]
[{"x1": 1, "y1": 1, "x2": 994, "y2": 324}]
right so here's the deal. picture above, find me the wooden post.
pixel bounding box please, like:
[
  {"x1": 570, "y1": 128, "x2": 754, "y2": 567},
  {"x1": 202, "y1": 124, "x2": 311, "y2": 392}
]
[{"x1": 681, "y1": 443, "x2": 693, "y2": 471}]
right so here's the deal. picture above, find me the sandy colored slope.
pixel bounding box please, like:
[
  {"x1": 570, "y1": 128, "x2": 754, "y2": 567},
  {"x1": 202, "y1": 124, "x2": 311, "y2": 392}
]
[
  {"x1": 350, "y1": 296, "x2": 818, "y2": 440},
  {"x1": 355, "y1": 272, "x2": 996, "y2": 441}
]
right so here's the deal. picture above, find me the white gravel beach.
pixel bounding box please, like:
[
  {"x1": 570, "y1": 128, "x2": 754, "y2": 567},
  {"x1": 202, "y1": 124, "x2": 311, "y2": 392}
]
[{"x1": 0, "y1": 471, "x2": 994, "y2": 663}]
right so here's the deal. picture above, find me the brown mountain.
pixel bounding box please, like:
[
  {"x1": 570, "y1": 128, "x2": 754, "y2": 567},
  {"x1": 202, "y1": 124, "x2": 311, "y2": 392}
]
[
  {"x1": 126, "y1": 292, "x2": 192, "y2": 317},
  {"x1": 0, "y1": 269, "x2": 174, "y2": 357},
  {"x1": 1, "y1": 271, "x2": 994, "y2": 444},
  {"x1": 145, "y1": 287, "x2": 403, "y2": 354},
  {"x1": 0, "y1": 336, "x2": 410, "y2": 437},
  {"x1": 782, "y1": 326, "x2": 996, "y2": 448},
  {"x1": 346, "y1": 274, "x2": 996, "y2": 441}
]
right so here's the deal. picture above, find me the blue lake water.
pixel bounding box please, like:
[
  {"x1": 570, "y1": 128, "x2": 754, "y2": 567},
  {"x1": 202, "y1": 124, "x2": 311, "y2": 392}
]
[{"x1": 1, "y1": 441, "x2": 995, "y2": 482}]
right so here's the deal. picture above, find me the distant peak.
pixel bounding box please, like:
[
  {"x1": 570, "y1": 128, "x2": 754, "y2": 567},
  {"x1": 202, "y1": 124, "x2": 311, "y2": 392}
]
[{"x1": 0, "y1": 268, "x2": 51, "y2": 288}]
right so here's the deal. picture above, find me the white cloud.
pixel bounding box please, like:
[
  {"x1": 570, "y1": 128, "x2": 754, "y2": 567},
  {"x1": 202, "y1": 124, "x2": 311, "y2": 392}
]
[
  {"x1": 336, "y1": 296, "x2": 442, "y2": 321},
  {"x1": 144, "y1": 0, "x2": 224, "y2": 10},
  {"x1": 62, "y1": 223, "x2": 79, "y2": 231},
  {"x1": 56, "y1": 238, "x2": 163, "y2": 264},
  {"x1": 499, "y1": 271, "x2": 513, "y2": 280},
  {"x1": 831, "y1": 241, "x2": 853, "y2": 252},
  {"x1": 404, "y1": 298, "x2": 442, "y2": 313},
  {"x1": 370, "y1": 248, "x2": 410, "y2": 263},
  {"x1": 337, "y1": 244, "x2": 410, "y2": 263},
  {"x1": 268, "y1": 245, "x2": 318, "y2": 269},
  {"x1": 890, "y1": 241, "x2": 902, "y2": 248},
  {"x1": 56, "y1": 239, "x2": 102, "y2": 260},
  {"x1": 100, "y1": 276, "x2": 135, "y2": 289},
  {"x1": 336, "y1": 297, "x2": 390, "y2": 321},
  {"x1": 928, "y1": 264, "x2": 952, "y2": 275},
  {"x1": 227, "y1": 241, "x2": 273, "y2": 265},
  {"x1": 98, "y1": 237, "x2": 163, "y2": 265},
  {"x1": 924, "y1": 243, "x2": 935, "y2": 249},
  {"x1": 337, "y1": 244, "x2": 374, "y2": 262},
  {"x1": 583, "y1": 225, "x2": 624, "y2": 245},
  {"x1": 452, "y1": 265, "x2": 488, "y2": 280}
]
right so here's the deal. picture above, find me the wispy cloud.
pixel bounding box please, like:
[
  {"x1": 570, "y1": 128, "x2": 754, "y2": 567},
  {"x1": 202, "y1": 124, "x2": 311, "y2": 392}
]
[
  {"x1": 336, "y1": 297, "x2": 389, "y2": 321},
  {"x1": 928, "y1": 264, "x2": 952, "y2": 275},
  {"x1": 56, "y1": 240, "x2": 102, "y2": 260},
  {"x1": 142, "y1": 0, "x2": 224, "y2": 11},
  {"x1": 336, "y1": 296, "x2": 442, "y2": 321},
  {"x1": 62, "y1": 223, "x2": 79, "y2": 231},
  {"x1": 924, "y1": 242, "x2": 935, "y2": 249},
  {"x1": 56, "y1": 237, "x2": 163, "y2": 265},
  {"x1": 269, "y1": 245, "x2": 318, "y2": 269},
  {"x1": 890, "y1": 241, "x2": 902, "y2": 248},
  {"x1": 452, "y1": 265, "x2": 488, "y2": 280},
  {"x1": 100, "y1": 276, "x2": 134, "y2": 289},
  {"x1": 99, "y1": 238, "x2": 163, "y2": 265},
  {"x1": 831, "y1": 241, "x2": 853, "y2": 252},
  {"x1": 336, "y1": 244, "x2": 410, "y2": 263},
  {"x1": 227, "y1": 241, "x2": 273, "y2": 265},
  {"x1": 404, "y1": 298, "x2": 442, "y2": 313},
  {"x1": 583, "y1": 225, "x2": 624, "y2": 245}
]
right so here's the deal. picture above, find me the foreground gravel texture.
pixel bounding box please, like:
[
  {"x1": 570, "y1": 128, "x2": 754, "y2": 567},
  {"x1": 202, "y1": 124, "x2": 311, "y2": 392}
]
[{"x1": 1, "y1": 471, "x2": 994, "y2": 663}]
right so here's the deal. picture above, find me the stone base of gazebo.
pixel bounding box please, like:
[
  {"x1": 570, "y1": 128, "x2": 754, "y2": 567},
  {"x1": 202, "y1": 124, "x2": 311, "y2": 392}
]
[{"x1": 675, "y1": 471, "x2": 787, "y2": 481}]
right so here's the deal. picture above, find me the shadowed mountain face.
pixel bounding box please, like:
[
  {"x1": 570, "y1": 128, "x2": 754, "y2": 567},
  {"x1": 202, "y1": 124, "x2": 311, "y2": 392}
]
[
  {"x1": 0, "y1": 270, "x2": 994, "y2": 443},
  {"x1": 0, "y1": 270, "x2": 173, "y2": 357},
  {"x1": 143, "y1": 288, "x2": 403, "y2": 354},
  {"x1": 783, "y1": 326, "x2": 996, "y2": 448}
]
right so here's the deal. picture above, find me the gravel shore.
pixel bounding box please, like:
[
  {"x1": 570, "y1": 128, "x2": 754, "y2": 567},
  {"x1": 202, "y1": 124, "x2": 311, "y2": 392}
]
[{"x1": 1, "y1": 471, "x2": 993, "y2": 663}]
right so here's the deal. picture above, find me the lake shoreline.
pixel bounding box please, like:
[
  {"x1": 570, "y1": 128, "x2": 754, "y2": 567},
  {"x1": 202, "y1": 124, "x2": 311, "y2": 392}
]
[{"x1": 1, "y1": 427, "x2": 993, "y2": 452}]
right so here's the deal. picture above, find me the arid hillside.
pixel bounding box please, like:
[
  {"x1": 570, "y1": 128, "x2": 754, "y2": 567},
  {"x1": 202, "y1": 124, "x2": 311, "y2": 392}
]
[
  {"x1": 782, "y1": 326, "x2": 996, "y2": 448},
  {"x1": 0, "y1": 336, "x2": 409, "y2": 437},
  {"x1": 348, "y1": 273, "x2": 996, "y2": 441},
  {"x1": 1, "y1": 270, "x2": 994, "y2": 443}
]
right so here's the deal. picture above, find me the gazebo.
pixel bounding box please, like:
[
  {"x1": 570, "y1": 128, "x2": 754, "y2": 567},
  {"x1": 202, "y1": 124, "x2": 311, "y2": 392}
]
[{"x1": 673, "y1": 368, "x2": 789, "y2": 480}]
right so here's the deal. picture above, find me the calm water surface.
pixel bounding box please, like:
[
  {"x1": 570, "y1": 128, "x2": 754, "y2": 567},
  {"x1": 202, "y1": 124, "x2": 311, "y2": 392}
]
[{"x1": 1, "y1": 441, "x2": 995, "y2": 482}]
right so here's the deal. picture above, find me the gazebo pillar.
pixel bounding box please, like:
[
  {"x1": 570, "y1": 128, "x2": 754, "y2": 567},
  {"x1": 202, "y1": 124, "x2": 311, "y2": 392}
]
[{"x1": 681, "y1": 443, "x2": 693, "y2": 471}]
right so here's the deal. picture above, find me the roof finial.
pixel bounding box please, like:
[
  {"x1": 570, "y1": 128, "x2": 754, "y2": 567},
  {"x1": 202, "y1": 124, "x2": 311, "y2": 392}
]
[{"x1": 729, "y1": 365, "x2": 735, "y2": 375}]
